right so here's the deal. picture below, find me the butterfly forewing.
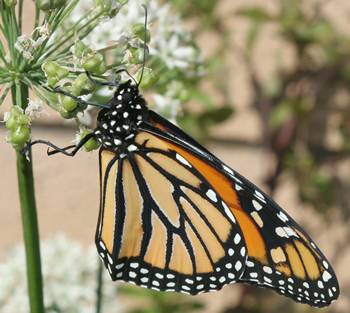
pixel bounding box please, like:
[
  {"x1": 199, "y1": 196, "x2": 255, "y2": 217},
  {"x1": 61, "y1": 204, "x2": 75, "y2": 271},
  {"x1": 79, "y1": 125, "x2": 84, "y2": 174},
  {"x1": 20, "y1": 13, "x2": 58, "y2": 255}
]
[{"x1": 135, "y1": 110, "x2": 339, "y2": 307}]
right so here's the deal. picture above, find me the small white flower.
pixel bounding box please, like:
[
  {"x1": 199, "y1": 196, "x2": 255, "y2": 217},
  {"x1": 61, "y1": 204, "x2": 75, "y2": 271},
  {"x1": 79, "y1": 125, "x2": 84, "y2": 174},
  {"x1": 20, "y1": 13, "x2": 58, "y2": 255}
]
[
  {"x1": 3, "y1": 111, "x2": 11, "y2": 122},
  {"x1": 0, "y1": 234, "x2": 120, "y2": 313},
  {"x1": 25, "y1": 98, "x2": 46, "y2": 119},
  {"x1": 15, "y1": 23, "x2": 51, "y2": 60},
  {"x1": 14, "y1": 35, "x2": 36, "y2": 60},
  {"x1": 153, "y1": 93, "x2": 180, "y2": 123},
  {"x1": 32, "y1": 22, "x2": 51, "y2": 48}
]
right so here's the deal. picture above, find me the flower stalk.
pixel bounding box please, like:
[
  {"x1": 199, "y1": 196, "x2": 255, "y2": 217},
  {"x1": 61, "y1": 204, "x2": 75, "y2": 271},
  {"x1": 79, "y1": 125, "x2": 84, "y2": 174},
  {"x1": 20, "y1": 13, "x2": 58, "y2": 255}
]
[{"x1": 12, "y1": 82, "x2": 45, "y2": 313}]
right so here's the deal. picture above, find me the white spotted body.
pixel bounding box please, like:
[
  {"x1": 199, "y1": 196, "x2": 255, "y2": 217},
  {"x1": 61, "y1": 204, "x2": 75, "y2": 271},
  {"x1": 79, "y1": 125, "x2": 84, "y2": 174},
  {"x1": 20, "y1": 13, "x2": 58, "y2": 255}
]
[{"x1": 95, "y1": 80, "x2": 147, "y2": 152}]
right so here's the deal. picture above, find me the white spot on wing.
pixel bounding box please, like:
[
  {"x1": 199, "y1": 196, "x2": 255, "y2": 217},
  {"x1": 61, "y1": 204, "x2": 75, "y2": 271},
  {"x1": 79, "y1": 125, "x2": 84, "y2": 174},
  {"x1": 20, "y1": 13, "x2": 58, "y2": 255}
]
[
  {"x1": 176, "y1": 153, "x2": 191, "y2": 167},
  {"x1": 222, "y1": 201, "x2": 236, "y2": 223},
  {"x1": 99, "y1": 241, "x2": 106, "y2": 250},
  {"x1": 254, "y1": 190, "x2": 266, "y2": 203},
  {"x1": 116, "y1": 263, "x2": 124, "y2": 270},
  {"x1": 223, "y1": 165, "x2": 234, "y2": 175},
  {"x1": 252, "y1": 199, "x2": 263, "y2": 211},
  {"x1": 206, "y1": 189, "x2": 217, "y2": 202},
  {"x1": 114, "y1": 139, "x2": 121, "y2": 145},
  {"x1": 275, "y1": 226, "x2": 297, "y2": 238},
  {"x1": 235, "y1": 261, "x2": 242, "y2": 271},
  {"x1": 127, "y1": 145, "x2": 138, "y2": 152},
  {"x1": 129, "y1": 271, "x2": 137, "y2": 278},
  {"x1": 318, "y1": 281, "x2": 324, "y2": 289},
  {"x1": 322, "y1": 271, "x2": 332, "y2": 282},
  {"x1": 263, "y1": 266, "x2": 273, "y2": 274},
  {"x1": 107, "y1": 254, "x2": 113, "y2": 264},
  {"x1": 234, "y1": 233, "x2": 241, "y2": 244},
  {"x1": 277, "y1": 211, "x2": 289, "y2": 222},
  {"x1": 235, "y1": 184, "x2": 243, "y2": 191}
]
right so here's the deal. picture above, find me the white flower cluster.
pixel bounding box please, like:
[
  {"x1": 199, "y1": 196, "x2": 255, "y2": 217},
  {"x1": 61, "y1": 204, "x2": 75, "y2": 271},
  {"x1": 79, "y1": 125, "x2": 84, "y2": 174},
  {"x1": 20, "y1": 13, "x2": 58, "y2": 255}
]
[
  {"x1": 14, "y1": 23, "x2": 51, "y2": 60},
  {"x1": 70, "y1": 0, "x2": 201, "y2": 125},
  {"x1": 0, "y1": 234, "x2": 120, "y2": 313},
  {"x1": 73, "y1": 0, "x2": 199, "y2": 70}
]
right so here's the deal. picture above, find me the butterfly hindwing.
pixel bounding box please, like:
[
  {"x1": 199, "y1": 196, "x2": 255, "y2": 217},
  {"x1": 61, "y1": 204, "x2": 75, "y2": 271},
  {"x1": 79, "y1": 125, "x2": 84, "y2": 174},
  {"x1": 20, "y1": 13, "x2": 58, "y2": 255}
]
[
  {"x1": 96, "y1": 138, "x2": 248, "y2": 294},
  {"x1": 229, "y1": 171, "x2": 339, "y2": 307}
]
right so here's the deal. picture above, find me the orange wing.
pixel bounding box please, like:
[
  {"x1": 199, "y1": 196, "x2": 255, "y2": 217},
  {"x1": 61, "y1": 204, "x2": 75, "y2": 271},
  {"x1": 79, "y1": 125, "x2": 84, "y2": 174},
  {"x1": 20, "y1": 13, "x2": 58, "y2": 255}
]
[{"x1": 138, "y1": 110, "x2": 339, "y2": 307}]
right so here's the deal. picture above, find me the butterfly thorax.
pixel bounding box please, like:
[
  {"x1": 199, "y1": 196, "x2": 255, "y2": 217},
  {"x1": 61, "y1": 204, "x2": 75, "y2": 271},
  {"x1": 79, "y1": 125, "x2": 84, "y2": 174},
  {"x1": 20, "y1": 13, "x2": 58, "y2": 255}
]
[{"x1": 94, "y1": 81, "x2": 148, "y2": 151}]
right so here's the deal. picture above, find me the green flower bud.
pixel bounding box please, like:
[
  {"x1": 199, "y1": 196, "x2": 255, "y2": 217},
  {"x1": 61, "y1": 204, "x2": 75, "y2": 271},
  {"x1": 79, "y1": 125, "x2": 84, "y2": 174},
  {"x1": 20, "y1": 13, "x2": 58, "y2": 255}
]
[
  {"x1": 37, "y1": 0, "x2": 67, "y2": 11},
  {"x1": 137, "y1": 67, "x2": 158, "y2": 89},
  {"x1": 5, "y1": 115, "x2": 18, "y2": 131},
  {"x1": 59, "y1": 107, "x2": 77, "y2": 119},
  {"x1": 42, "y1": 61, "x2": 59, "y2": 76},
  {"x1": 56, "y1": 67, "x2": 69, "y2": 80},
  {"x1": 9, "y1": 126, "x2": 30, "y2": 146},
  {"x1": 4, "y1": 0, "x2": 17, "y2": 7},
  {"x1": 95, "y1": 0, "x2": 112, "y2": 11},
  {"x1": 47, "y1": 77, "x2": 59, "y2": 87},
  {"x1": 42, "y1": 61, "x2": 69, "y2": 86},
  {"x1": 59, "y1": 95, "x2": 78, "y2": 112},
  {"x1": 5, "y1": 106, "x2": 30, "y2": 131},
  {"x1": 72, "y1": 73, "x2": 95, "y2": 95},
  {"x1": 81, "y1": 130, "x2": 100, "y2": 151},
  {"x1": 82, "y1": 53, "x2": 106, "y2": 75},
  {"x1": 132, "y1": 23, "x2": 151, "y2": 43},
  {"x1": 128, "y1": 47, "x2": 146, "y2": 65},
  {"x1": 71, "y1": 40, "x2": 92, "y2": 58}
]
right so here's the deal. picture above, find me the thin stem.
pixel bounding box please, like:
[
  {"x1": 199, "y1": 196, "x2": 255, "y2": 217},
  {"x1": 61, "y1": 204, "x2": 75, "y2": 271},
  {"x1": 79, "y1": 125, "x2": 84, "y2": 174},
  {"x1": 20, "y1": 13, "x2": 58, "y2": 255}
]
[
  {"x1": 12, "y1": 82, "x2": 45, "y2": 313},
  {"x1": 95, "y1": 260, "x2": 104, "y2": 313},
  {"x1": 18, "y1": 0, "x2": 24, "y2": 33},
  {"x1": 0, "y1": 83, "x2": 11, "y2": 106},
  {"x1": 34, "y1": 4, "x2": 41, "y2": 29},
  {"x1": 0, "y1": 38, "x2": 10, "y2": 66}
]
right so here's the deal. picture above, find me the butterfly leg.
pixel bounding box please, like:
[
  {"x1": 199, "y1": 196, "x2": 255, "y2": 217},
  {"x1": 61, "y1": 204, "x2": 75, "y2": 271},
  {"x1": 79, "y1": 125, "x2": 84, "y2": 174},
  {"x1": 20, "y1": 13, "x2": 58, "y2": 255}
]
[
  {"x1": 22, "y1": 132, "x2": 95, "y2": 157},
  {"x1": 52, "y1": 87, "x2": 110, "y2": 109},
  {"x1": 85, "y1": 71, "x2": 119, "y2": 87}
]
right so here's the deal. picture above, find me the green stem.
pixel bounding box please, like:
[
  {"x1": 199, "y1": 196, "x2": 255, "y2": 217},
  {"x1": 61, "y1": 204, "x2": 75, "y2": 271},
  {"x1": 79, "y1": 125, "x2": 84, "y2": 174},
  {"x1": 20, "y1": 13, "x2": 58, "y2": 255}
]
[
  {"x1": 12, "y1": 82, "x2": 45, "y2": 313},
  {"x1": 95, "y1": 260, "x2": 104, "y2": 313},
  {"x1": 18, "y1": 0, "x2": 24, "y2": 32}
]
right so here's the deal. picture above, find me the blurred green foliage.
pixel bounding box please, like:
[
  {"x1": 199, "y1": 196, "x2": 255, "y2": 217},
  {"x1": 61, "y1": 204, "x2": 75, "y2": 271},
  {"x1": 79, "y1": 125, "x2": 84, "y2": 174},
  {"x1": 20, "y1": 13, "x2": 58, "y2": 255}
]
[{"x1": 119, "y1": 285, "x2": 204, "y2": 313}]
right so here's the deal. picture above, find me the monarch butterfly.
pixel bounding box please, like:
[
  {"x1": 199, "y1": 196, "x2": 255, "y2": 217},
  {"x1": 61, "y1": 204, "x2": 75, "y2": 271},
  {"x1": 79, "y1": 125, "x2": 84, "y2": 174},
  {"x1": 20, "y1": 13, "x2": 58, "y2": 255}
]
[
  {"x1": 25, "y1": 77, "x2": 339, "y2": 307},
  {"x1": 23, "y1": 8, "x2": 339, "y2": 309}
]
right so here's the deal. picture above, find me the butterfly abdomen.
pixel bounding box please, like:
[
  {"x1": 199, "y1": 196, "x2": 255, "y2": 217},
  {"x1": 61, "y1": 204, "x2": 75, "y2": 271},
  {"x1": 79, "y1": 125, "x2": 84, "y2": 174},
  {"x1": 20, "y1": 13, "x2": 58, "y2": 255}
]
[{"x1": 94, "y1": 80, "x2": 148, "y2": 151}]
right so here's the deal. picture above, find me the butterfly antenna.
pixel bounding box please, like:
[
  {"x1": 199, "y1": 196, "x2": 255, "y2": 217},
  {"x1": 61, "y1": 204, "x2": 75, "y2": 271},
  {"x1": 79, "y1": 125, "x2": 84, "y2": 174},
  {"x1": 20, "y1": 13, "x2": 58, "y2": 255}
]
[{"x1": 137, "y1": 4, "x2": 148, "y2": 87}]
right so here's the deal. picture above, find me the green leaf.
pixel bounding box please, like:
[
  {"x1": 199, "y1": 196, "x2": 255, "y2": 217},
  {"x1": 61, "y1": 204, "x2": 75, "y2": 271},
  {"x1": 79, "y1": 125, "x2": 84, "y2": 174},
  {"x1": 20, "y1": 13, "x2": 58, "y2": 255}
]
[
  {"x1": 198, "y1": 105, "x2": 234, "y2": 127},
  {"x1": 237, "y1": 7, "x2": 272, "y2": 23},
  {"x1": 270, "y1": 101, "x2": 294, "y2": 130}
]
